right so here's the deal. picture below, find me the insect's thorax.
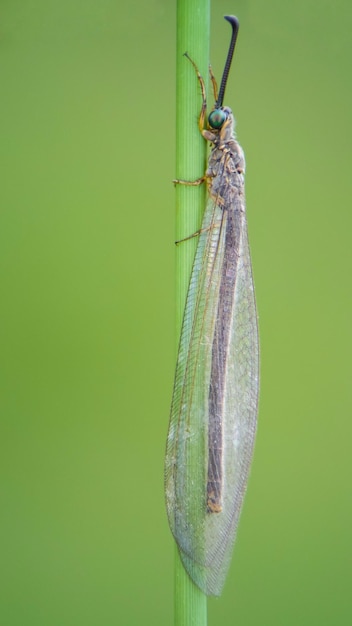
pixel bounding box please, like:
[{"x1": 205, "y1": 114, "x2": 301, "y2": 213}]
[{"x1": 204, "y1": 109, "x2": 245, "y2": 206}]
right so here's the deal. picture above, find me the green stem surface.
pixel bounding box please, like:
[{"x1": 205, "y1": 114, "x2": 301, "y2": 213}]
[{"x1": 175, "y1": 0, "x2": 210, "y2": 624}]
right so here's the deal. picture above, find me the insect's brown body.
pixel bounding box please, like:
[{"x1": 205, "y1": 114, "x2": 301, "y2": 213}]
[{"x1": 204, "y1": 108, "x2": 247, "y2": 514}]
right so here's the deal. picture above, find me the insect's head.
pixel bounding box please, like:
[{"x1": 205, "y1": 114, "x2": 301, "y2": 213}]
[
  {"x1": 208, "y1": 107, "x2": 230, "y2": 130},
  {"x1": 205, "y1": 106, "x2": 234, "y2": 142}
]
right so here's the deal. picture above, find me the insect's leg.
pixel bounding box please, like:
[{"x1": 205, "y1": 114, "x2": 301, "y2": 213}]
[
  {"x1": 183, "y1": 52, "x2": 207, "y2": 131},
  {"x1": 209, "y1": 65, "x2": 218, "y2": 103},
  {"x1": 172, "y1": 175, "x2": 206, "y2": 186},
  {"x1": 175, "y1": 221, "x2": 222, "y2": 245}
]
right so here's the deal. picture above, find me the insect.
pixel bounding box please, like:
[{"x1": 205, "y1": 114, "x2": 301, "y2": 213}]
[{"x1": 164, "y1": 16, "x2": 259, "y2": 596}]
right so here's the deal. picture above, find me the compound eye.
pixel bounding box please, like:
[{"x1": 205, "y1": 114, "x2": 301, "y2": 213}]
[{"x1": 208, "y1": 109, "x2": 227, "y2": 129}]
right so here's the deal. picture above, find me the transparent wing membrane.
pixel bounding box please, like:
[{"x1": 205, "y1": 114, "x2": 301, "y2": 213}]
[{"x1": 165, "y1": 160, "x2": 259, "y2": 594}]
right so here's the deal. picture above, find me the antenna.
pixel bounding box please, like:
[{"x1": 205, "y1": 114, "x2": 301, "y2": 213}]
[{"x1": 215, "y1": 16, "x2": 239, "y2": 109}]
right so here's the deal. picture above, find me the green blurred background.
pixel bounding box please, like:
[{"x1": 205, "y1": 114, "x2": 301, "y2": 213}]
[{"x1": 1, "y1": 1, "x2": 351, "y2": 624}]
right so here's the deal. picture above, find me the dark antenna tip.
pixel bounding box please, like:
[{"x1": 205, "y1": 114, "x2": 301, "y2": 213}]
[
  {"x1": 224, "y1": 15, "x2": 239, "y2": 29},
  {"x1": 215, "y1": 15, "x2": 240, "y2": 109}
]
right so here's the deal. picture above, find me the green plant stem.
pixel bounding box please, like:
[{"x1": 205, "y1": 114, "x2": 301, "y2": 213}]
[{"x1": 175, "y1": 0, "x2": 210, "y2": 624}]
